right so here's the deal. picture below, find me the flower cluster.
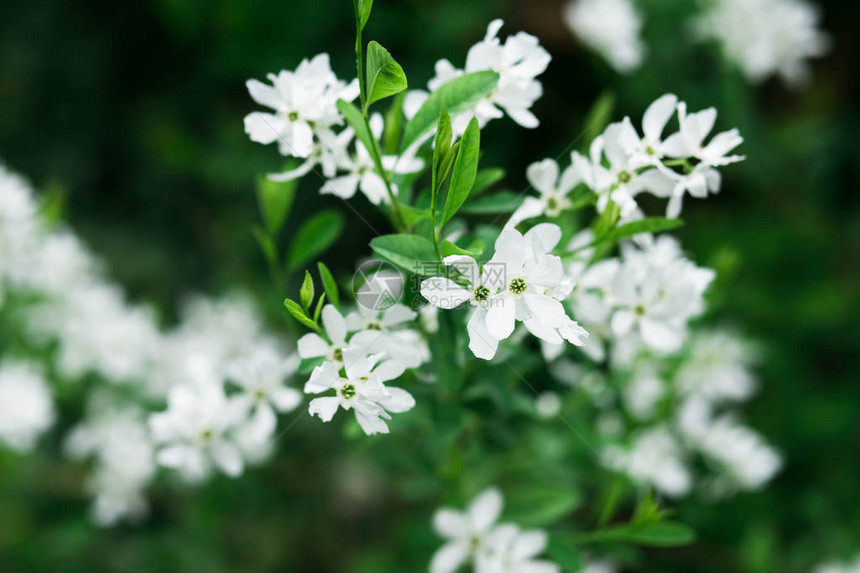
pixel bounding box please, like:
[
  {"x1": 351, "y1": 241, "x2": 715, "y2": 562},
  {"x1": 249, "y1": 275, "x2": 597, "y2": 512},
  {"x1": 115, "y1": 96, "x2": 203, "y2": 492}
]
[
  {"x1": 597, "y1": 328, "x2": 782, "y2": 498},
  {"x1": 299, "y1": 303, "x2": 428, "y2": 434},
  {"x1": 563, "y1": 0, "x2": 830, "y2": 87},
  {"x1": 430, "y1": 488, "x2": 559, "y2": 573},
  {"x1": 510, "y1": 94, "x2": 744, "y2": 227},
  {"x1": 694, "y1": 0, "x2": 831, "y2": 86},
  {"x1": 814, "y1": 555, "x2": 860, "y2": 573},
  {"x1": 245, "y1": 53, "x2": 359, "y2": 164},
  {"x1": 405, "y1": 19, "x2": 551, "y2": 133},
  {"x1": 0, "y1": 163, "x2": 305, "y2": 523},
  {"x1": 0, "y1": 359, "x2": 54, "y2": 453},
  {"x1": 421, "y1": 224, "x2": 588, "y2": 360},
  {"x1": 65, "y1": 394, "x2": 156, "y2": 526},
  {"x1": 563, "y1": 0, "x2": 645, "y2": 73}
]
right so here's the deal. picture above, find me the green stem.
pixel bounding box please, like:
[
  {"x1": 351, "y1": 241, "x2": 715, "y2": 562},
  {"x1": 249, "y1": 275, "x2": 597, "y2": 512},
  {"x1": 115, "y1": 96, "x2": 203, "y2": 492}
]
[
  {"x1": 354, "y1": 5, "x2": 366, "y2": 110},
  {"x1": 352, "y1": 2, "x2": 406, "y2": 232}
]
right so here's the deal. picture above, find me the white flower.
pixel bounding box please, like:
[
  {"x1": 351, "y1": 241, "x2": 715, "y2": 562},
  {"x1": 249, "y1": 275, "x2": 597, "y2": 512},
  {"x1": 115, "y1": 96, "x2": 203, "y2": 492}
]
[
  {"x1": 65, "y1": 395, "x2": 156, "y2": 526},
  {"x1": 676, "y1": 329, "x2": 758, "y2": 404},
  {"x1": 475, "y1": 524, "x2": 559, "y2": 573},
  {"x1": 608, "y1": 236, "x2": 715, "y2": 356},
  {"x1": 814, "y1": 555, "x2": 860, "y2": 573},
  {"x1": 563, "y1": 0, "x2": 645, "y2": 73},
  {"x1": 505, "y1": 155, "x2": 591, "y2": 229},
  {"x1": 616, "y1": 93, "x2": 681, "y2": 167},
  {"x1": 0, "y1": 360, "x2": 54, "y2": 453},
  {"x1": 322, "y1": 114, "x2": 423, "y2": 205},
  {"x1": 604, "y1": 425, "x2": 692, "y2": 497},
  {"x1": 623, "y1": 361, "x2": 665, "y2": 421},
  {"x1": 535, "y1": 391, "x2": 562, "y2": 419},
  {"x1": 692, "y1": 414, "x2": 782, "y2": 491},
  {"x1": 304, "y1": 347, "x2": 414, "y2": 435},
  {"x1": 409, "y1": 20, "x2": 550, "y2": 133},
  {"x1": 580, "y1": 559, "x2": 620, "y2": 573},
  {"x1": 345, "y1": 303, "x2": 429, "y2": 369},
  {"x1": 149, "y1": 382, "x2": 249, "y2": 481},
  {"x1": 0, "y1": 164, "x2": 41, "y2": 295},
  {"x1": 694, "y1": 0, "x2": 831, "y2": 87},
  {"x1": 430, "y1": 487, "x2": 503, "y2": 573},
  {"x1": 298, "y1": 304, "x2": 352, "y2": 364},
  {"x1": 662, "y1": 103, "x2": 745, "y2": 217},
  {"x1": 227, "y1": 345, "x2": 302, "y2": 448},
  {"x1": 590, "y1": 123, "x2": 675, "y2": 217},
  {"x1": 421, "y1": 224, "x2": 587, "y2": 360},
  {"x1": 244, "y1": 53, "x2": 359, "y2": 158}
]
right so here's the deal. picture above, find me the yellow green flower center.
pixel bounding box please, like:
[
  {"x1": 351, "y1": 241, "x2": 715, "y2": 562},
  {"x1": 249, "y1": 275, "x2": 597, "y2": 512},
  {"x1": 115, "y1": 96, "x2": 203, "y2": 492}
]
[
  {"x1": 474, "y1": 285, "x2": 491, "y2": 302},
  {"x1": 509, "y1": 277, "x2": 527, "y2": 295},
  {"x1": 340, "y1": 384, "x2": 356, "y2": 399}
]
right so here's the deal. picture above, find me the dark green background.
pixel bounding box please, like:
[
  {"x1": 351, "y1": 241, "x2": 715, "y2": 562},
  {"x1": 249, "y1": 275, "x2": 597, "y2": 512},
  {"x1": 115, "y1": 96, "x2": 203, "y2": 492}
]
[{"x1": 1, "y1": 0, "x2": 858, "y2": 571}]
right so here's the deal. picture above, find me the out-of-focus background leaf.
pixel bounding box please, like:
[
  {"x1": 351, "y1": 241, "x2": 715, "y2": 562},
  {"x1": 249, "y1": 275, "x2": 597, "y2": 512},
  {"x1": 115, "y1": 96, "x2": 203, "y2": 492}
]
[{"x1": 1, "y1": 0, "x2": 858, "y2": 571}]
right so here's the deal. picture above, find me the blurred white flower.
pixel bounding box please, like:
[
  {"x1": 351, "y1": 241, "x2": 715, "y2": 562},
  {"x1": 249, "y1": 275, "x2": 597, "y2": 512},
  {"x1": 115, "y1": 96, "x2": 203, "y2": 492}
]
[
  {"x1": 608, "y1": 236, "x2": 715, "y2": 357},
  {"x1": 0, "y1": 360, "x2": 54, "y2": 453},
  {"x1": 244, "y1": 53, "x2": 359, "y2": 158},
  {"x1": 430, "y1": 487, "x2": 503, "y2": 573},
  {"x1": 814, "y1": 555, "x2": 860, "y2": 573},
  {"x1": 535, "y1": 391, "x2": 562, "y2": 419},
  {"x1": 149, "y1": 382, "x2": 249, "y2": 481},
  {"x1": 676, "y1": 329, "x2": 758, "y2": 404},
  {"x1": 563, "y1": 0, "x2": 645, "y2": 73},
  {"x1": 604, "y1": 425, "x2": 692, "y2": 497},
  {"x1": 65, "y1": 395, "x2": 156, "y2": 526},
  {"x1": 475, "y1": 524, "x2": 559, "y2": 573},
  {"x1": 228, "y1": 345, "x2": 302, "y2": 452},
  {"x1": 694, "y1": 0, "x2": 830, "y2": 87}
]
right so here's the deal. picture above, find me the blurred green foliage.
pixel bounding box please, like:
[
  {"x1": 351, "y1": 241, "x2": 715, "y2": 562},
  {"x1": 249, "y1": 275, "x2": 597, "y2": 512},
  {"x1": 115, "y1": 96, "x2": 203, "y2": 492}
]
[{"x1": 1, "y1": 0, "x2": 859, "y2": 571}]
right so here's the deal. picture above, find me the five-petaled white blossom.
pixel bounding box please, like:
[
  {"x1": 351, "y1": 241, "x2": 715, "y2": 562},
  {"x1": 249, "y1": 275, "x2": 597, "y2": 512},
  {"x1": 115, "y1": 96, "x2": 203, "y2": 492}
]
[{"x1": 244, "y1": 53, "x2": 359, "y2": 159}]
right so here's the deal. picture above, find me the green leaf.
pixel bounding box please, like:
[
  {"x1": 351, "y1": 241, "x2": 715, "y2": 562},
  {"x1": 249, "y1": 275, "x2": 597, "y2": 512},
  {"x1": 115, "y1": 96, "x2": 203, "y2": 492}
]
[
  {"x1": 370, "y1": 234, "x2": 439, "y2": 275},
  {"x1": 593, "y1": 199, "x2": 621, "y2": 237},
  {"x1": 337, "y1": 99, "x2": 377, "y2": 156},
  {"x1": 460, "y1": 191, "x2": 524, "y2": 214},
  {"x1": 365, "y1": 41, "x2": 408, "y2": 109},
  {"x1": 284, "y1": 298, "x2": 320, "y2": 332},
  {"x1": 505, "y1": 487, "x2": 582, "y2": 527},
  {"x1": 400, "y1": 204, "x2": 432, "y2": 228},
  {"x1": 251, "y1": 225, "x2": 277, "y2": 268},
  {"x1": 597, "y1": 522, "x2": 697, "y2": 547},
  {"x1": 257, "y1": 175, "x2": 297, "y2": 235},
  {"x1": 401, "y1": 71, "x2": 499, "y2": 150},
  {"x1": 313, "y1": 292, "x2": 326, "y2": 322},
  {"x1": 356, "y1": 0, "x2": 373, "y2": 30},
  {"x1": 471, "y1": 167, "x2": 505, "y2": 196},
  {"x1": 441, "y1": 117, "x2": 480, "y2": 225},
  {"x1": 382, "y1": 93, "x2": 405, "y2": 154},
  {"x1": 317, "y1": 262, "x2": 340, "y2": 308},
  {"x1": 582, "y1": 91, "x2": 616, "y2": 148},
  {"x1": 432, "y1": 110, "x2": 454, "y2": 194},
  {"x1": 546, "y1": 535, "x2": 582, "y2": 572},
  {"x1": 594, "y1": 217, "x2": 684, "y2": 245},
  {"x1": 286, "y1": 210, "x2": 345, "y2": 271},
  {"x1": 300, "y1": 271, "x2": 315, "y2": 311},
  {"x1": 441, "y1": 239, "x2": 483, "y2": 258}
]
